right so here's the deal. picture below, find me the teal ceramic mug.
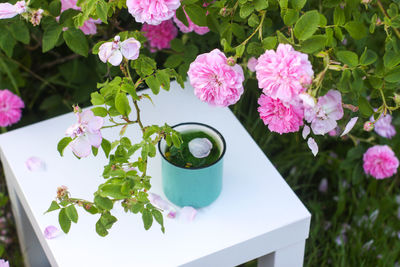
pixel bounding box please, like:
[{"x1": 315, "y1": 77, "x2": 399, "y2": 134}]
[{"x1": 158, "y1": 122, "x2": 226, "y2": 208}]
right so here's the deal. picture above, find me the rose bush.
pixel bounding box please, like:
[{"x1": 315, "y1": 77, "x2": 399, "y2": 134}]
[{"x1": 0, "y1": 0, "x2": 400, "y2": 263}]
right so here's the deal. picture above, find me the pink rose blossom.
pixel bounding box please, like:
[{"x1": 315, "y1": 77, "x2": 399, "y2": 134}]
[
  {"x1": 142, "y1": 20, "x2": 178, "y2": 51},
  {"x1": 304, "y1": 90, "x2": 344, "y2": 135},
  {"x1": 173, "y1": 7, "x2": 209, "y2": 35},
  {"x1": 257, "y1": 94, "x2": 304, "y2": 134},
  {"x1": 370, "y1": 114, "x2": 396, "y2": 139},
  {"x1": 188, "y1": 49, "x2": 244, "y2": 107},
  {"x1": 0, "y1": 1, "x2": 26, "y2": 19},
  {"x1": 60, "y1": 0, "x2": 101, "y2": 35},
  {"x1": 0, "y1": 259, "x2": 9, "y2": 267},
  {"x1": 44, "y1": 225, "x2": 61, "y2": 239},
  {"x1": 98, "y1": 36, "x2": 141, "y2": 66},
  {"x1": 363, "y1": 145, "x2": 399, "y2": 179},
  {"x1": 0, "y1": 89, "x2": 24, "y2": 127},
  {"x1": 127, "y1": 0, "x2": 180, "y2": 25},
  {"x1": 255, "y1": 44, "x2": 313, "y2": 101},
  {"x1": 66, "y1": 110, "x2": 104, "y2": 158}
]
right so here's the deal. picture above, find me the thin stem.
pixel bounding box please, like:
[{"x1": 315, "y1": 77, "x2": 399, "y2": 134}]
[
  {"x1": 133, "y1": 100, "x2": 145, "y2": 133},
  {"x1": 377, "y1": 0, "x2": 400, "y2": 39},
  {"x1": 235, "y1": 11, "x2": 266, "y2": 50}
]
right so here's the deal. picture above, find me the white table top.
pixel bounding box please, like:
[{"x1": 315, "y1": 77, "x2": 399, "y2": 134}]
[{"x1": 0, "y1": 81, "x2": 310, "y2": 267}]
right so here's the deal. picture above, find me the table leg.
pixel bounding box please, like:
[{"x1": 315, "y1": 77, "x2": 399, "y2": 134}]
[{"x1": 257, "y1": 240, "x2": 306, "y2": 267}]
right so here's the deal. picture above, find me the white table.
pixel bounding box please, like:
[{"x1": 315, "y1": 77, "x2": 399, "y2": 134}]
[{"x1": 0, "y1": 81, "x2": 311, "y2": 267}]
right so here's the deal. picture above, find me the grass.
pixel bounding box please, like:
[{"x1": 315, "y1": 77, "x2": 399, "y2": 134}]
[{"x1": 1, "y1": 80, "x2": 400, "y2": 266}]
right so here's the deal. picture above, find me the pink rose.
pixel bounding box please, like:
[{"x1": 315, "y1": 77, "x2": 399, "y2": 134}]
[
  {"x1": 127, "y1": 0, "x2": 180, "y2": 25},
  {"x1": 142, "y1": 20, "x2": 178, "y2": 51},
  {"x1": 65, "y1": 110, "x2": 104, "y2": 158},
  {"x1": 257, "y1": 94, "x2": 304, "y2": 134},
  {"x1": 304, "y1": 90, "x2": 344, "y2": 135},
  {"x1": 370, "y1": 113, "x2": 396, "y2": 139},
  {"x1": 255, "y1": 44, "x2": 313, "y2": 101},
  {"x1": 0, "y1": 89, "x2": 24, "y2": 127},
  {"x1": 188, "y1": 49, "x2": 244, "y2": 107},
  {"x1": 98, "y1": 36, "x2": 141, "y2": 66},
  {"x1": 363, "y1": 145, "x2": 399, "y2": 179}
]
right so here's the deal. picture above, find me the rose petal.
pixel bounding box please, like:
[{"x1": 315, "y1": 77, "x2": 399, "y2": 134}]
[
  {"x1": 120, "y1": 38, "x2": 141, "y2": 60},
  {"x1": 148, "y1": 193, "x2": 171, "y2": 211},
  {"x1": 44, "y1": 225, "x2": 61, "y2": 239},
  {"x1": 0, "y1": 259, "x2": 9, "y2": 267},
  {"x1": 302, "y1": 125, "x2": 310, "y2": 139},
  {"x1": 70, "y1": 136, "x2": 91, "y2": 158},
  {"x1": 87, "y1": 131, "x2": 102, "y2": 148},
  {"x1": 108, "y1": 50, "x2": 123, "y2": 66},
  {"x1": 307, "y1": 137, "x2": 318, "y2": 156},
  {"x1": 25, "y1": 157, "x2": 46, "y2": 171},
  {"x1": 181, "y1": 206, "x2": 197, "y2": 222},
  {"x1": 341, "y1": 117, "x2": 358, "y2": 137}
]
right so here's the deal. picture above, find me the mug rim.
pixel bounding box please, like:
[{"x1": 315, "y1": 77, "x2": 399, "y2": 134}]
[{"x1": 158, "y1": 122, "x2": 227, "y2": 170}]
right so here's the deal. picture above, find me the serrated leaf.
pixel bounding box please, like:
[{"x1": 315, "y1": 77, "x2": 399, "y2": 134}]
[
  {"x1": 96, "y1": 219, "x2": 108, "y2": 236},
  {"x1": 360, "y1": 48, "x2": 377, "y2": 66},
  {"x1": 291, "y1": 0, "x2": 306, "y2": 10},
  {"x1": 101, "y1": 138, "x2": 111, "y2": 158},
  {"x1": 142, "y1": 209, "x2": 153, "y2": 230},
  {"x1": 262, "y1": 36, "x2": 277, "y2": 49},
  {"x1": 65, "y1": 205, "x2": 78, "y2": 223},
  {"x1": 63, "y1": 29, "x2": 89, "y2": 57},
  {"x1": 145, "y1": 75, "x2": 161, "y2": 95},
  {"x1": 42, "y1": 23, "x2": 63, "y2": 53},
  {"x1": 115, "y1": 92, "x2": 131, "y2": 116},
  {"x1": 96, "y1": 1, "x2": 109, "y2": 24},
  {"x1": 300, "y1": 35, "x2": 326, "y2": 53},
  {"x1": 152, "y1": 209, "x2": 165, "y2": 233},
  {"x1": 294, "y1": 10, "x2": 320, "y2": 41},
  {"x1": 336, "y1": 51, "x2": 358, "y2": 67},
  {"x1": 185, "y1": 4, "x2": 207, "y2": 26},
  {"x1": 94, "y1": 195, "x2": 113, "y2": 210},
  {"x1": 45, "y1": 201, "x2": 60, "y2": 213},
  {"x1": 344, "y1": 21, "x2": 367, "y2": 40},
  {"x1": 91, "y1": 107, "x2": 108, "y2": 117},
  {"x1": 358, "y1": 96, "x2": 374, "y2": 117},
  {"x1": 59, "y1": 208, "x2": 71, "y2": 233},
  {"x1": 156, "y1": 69, "x2": 170, "y2": 91}
]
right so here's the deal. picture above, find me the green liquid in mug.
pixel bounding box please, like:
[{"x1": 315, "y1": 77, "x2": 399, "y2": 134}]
[{"x1": 165, "y1": 130, "x2": 221, "y2": 168}]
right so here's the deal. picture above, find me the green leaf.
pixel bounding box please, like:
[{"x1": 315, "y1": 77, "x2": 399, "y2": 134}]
[
  {"x1": 336, "y1": 51, "x2": 358, "y2": 67},
  {"x1": 142, "y1": 209, "x2": 153, "y2": 230},
  {"x1": 170, "y1": 39, "x2": 184, "y2": 52},
  {"x1": 385, "y1": 67, "x2": 400, "y2": 83},
  {"x1": 133, "y1": 56, "x2": 156, "y2": 77},
  {"x1": 176, "y1": 6, "x2": 189, "y2": 27},
  {"x1": 96, "y1": 1, "x2": 109, "y2": 24},
  {"x1": 300, "y1": 35, "x2": 326, "y2": 53},
  {"x1": 156, "y1": 69, "x2": 171, "y2": 91},
  {"x1": 91, "y1": 92, "x2": 105, "y2": 105},
  {"x1": 91, "y1": 107, "x2": 108, "y2": 117},
  {"x1": 333, "y1": 7, "x2": 345, "y2": 26},
  {"x1": 115, "y1": 92, "x2": 131, "y2": 116},
  {"x1": 101, "y1": 138, "x2": 111, "y2": 158},
  {"x1": 45, "y1": 201, "x2": 60, "y2": 213},
  {"x1": 65, "y1": 205, "x2": 78, "y2": 223},
  {"x1": 358, "y1": 96, "x2": 374, "y2": 117},
  {"x1": 63, "y1": 29, "x2": 89, "y2": 57},
  {"x1": 100, "y1": 184, "x2": 129, "y2": 199},
  {"x1": 185, "y1": 4, "x2": 207, "y2": 26},
  {"x1": 57, "y1": 137, "x2": 73, "y2": 156},
  {"x1": 294, "y1": 10, "x2": 320, "y2": 41},
  {"x1": 59, "y1": 208, "x2": 72, "y2": 233},
  {"x1": 94, "y1": 195, "x2": 113, "y2": 210},
  {"x1": 49, "y1": 0, "x2": 62, "y2": 16},
  {"x1": 164, "y1": 55, "x2": 183, "y2": 68},
  {"x1": 0, "y1": 27, "x2": 16, "y2": 57},
  {"x1": 239, "y1": 3, "x2": 254, "y2": 19},
  {"x1": 95, "y1": 219, "x2": 108, "y2": 237},
  {"x1": 8, "y1": 20, "x2": 30, "y2": 44},
  {"x1": 283, "y1": 9, "x2": 299, "y2": 26},
  {"x1": 42, "y1": 23, "x2": 63, "y2": 53},
  {"x1": 262, "y1": 36, "x2": 277, "y2": 49},
  {"x1": 360, "y1": 48, "x2": 377, "y2": 66},
  {"x1": 254, "y1": 0, "x2": 268, "y2": 11},
  {"x1": 152, "y1": 209, "x2": 165, "y2": 233},
  {"x1": 145, "y1": 75, "x2": 161, "y2": 95},
  {"x1": 248, "y1": 14, "x2": 260, "y2": 27},
  {"x1": 291, "y1": 0, "x2": 306, "y2": 10},
  {"x1": 344, "y1": 21, "x2": 367, "y2": 40},
  {"x1": 172, "y1": 133, "x2": 181, "y2": 148},
  {"x1": 100, "y1": 212, "x2": 117, "y2": 229},
  {"x1": 384, "y1": 49, "x2": 400, "y2": 69}
]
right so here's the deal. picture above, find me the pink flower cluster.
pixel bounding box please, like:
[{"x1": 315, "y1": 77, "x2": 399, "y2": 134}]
[
  {"x1": 127, "y1": 0, "x2": 180, "y2": 25},
  {"x1": 60, "y1": 0, "x2": 101, "y2": 35},
  {"x1": 142, "y1": 20, "x2": 178, "y2": 51},
  {"x1": 363, "y1": 145, "x2": 399, "y2": 179},
  {"x1": 173, "y1": 7, "x2": 209, "y2": 35},
  {"x1": 188, "y1": 49, "x2": 244, "y2": 107},
  {"x1": 0, "y1": 89, "x2": 24, "y2": 127}
]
